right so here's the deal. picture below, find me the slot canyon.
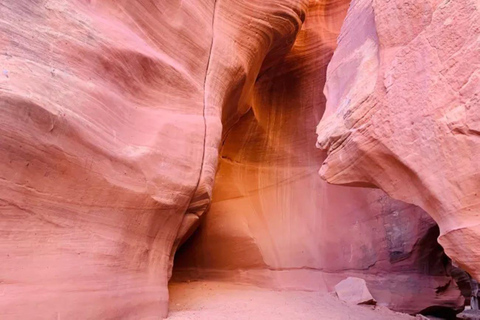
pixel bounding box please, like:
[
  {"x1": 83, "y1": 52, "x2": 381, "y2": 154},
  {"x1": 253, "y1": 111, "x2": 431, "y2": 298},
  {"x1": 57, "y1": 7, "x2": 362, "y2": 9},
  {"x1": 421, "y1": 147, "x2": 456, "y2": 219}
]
[{"x1": 0, "y1": 0, "x2": 479, "y2": 319}]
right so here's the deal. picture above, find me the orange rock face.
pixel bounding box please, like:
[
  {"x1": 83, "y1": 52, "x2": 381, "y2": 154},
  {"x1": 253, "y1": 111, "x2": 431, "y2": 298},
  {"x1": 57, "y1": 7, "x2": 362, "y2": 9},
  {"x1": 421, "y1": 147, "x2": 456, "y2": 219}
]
[
  {"x1": 0, "y1": 0, "x2": 215, "y2": 318},
  {"x1": 0, "y1": 0, "x2": 470, "y2": 318},
  {"x1": 0, "y1": 0, "x2": 310, "y2": 318},
  {"x1": 316, "y1": 0, "x2": 480, "y2": 282},
  {"x1": 175, "y1": 0, "x2": 463, "y2": 314}
]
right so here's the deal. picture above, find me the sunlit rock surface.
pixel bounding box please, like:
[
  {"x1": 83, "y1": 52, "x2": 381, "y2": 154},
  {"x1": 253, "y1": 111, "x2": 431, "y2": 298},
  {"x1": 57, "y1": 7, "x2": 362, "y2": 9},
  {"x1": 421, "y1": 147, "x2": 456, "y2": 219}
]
[
  {"x1": 0, "y1": 0, "x2": 469, "y2": 318},
  {"x1": 174, "y1": 0, "x2": 463, "y2": 314},
  {"x1": 0, "y1": 0, "x2": 308, "y2": 318}
]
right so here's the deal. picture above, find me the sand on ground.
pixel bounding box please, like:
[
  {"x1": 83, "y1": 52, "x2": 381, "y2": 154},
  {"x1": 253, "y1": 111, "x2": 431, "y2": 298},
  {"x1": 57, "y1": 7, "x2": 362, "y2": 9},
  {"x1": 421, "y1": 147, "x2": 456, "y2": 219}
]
[{"x1": 168, "y1": 281, "x2": 415, "y2": 320}]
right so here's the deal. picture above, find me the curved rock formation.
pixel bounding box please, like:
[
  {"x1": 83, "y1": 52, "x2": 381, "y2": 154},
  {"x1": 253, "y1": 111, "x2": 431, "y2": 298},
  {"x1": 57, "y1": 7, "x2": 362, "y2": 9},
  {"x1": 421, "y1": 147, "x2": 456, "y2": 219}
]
[
  {"x1": 0, "y1": 0, "x2": 470, "y2": 318},
  {"x1": 0, "y1": 0, "x2": 308, "y2": 318},
  {"x1": 316, "y1": 0, "x2": 480, "y2": 281},
  {"x1": 1, "y1": 0, "x2": 217, "y2": 318},
  {"x1": 175, "y1": 0, "x2": 463, "y2": 314}
]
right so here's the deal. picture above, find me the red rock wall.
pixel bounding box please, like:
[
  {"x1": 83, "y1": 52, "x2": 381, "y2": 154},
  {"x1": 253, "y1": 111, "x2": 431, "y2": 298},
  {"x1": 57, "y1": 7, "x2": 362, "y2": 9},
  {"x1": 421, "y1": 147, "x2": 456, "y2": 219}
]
[
  {"x1": 0, "y1": 0, "x2": 215, "y2": 318},
  {"x1": 316, "y1": 0, "x2": 480, "y2": 282},
  {"x1": 175, "y1": 0, "x2": 463, "y2": 314},
  {"x1": 0, "y1": 0, "x2": 310, "y2": 318},
  {"x1": 0, "y1": 0, "x2": 469, "y2": 317}
]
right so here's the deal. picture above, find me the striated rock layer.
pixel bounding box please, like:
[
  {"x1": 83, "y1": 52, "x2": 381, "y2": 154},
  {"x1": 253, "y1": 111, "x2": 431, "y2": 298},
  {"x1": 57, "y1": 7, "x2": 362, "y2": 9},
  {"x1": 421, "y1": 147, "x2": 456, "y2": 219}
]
[
  {"x1": 175, "y1": 0, "x2": 463, "y2": 314},
  {"x1": 0, "y1": 0, "x2": 216, "y2": 318},
  {"x1": 316, "y1": 0, "x2": 480, "y2": 281},
  {"x1": 0, "y1": 0, "x2": 468, "y2": 318},
  {"x1": 0, "y1": 0, "x2": 308, "y2": 318}
]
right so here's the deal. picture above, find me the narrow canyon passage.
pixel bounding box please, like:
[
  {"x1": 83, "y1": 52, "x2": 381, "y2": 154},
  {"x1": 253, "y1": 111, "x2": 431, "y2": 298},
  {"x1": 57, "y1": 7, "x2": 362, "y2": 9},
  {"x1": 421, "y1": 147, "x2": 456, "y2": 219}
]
[
  {"x1": 1, "y1": 0, "x2": 479, "y2": 319},
  {"x1": 171, "y1": 0, "x2": 467, "y2": 317}
]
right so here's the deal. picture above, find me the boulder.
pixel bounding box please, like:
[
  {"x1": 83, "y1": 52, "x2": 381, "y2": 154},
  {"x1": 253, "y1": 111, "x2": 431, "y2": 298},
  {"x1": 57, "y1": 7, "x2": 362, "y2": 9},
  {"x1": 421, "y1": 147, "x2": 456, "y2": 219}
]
[{"x1": 335, "y1": 277, "x2": 376, "y2": 305}]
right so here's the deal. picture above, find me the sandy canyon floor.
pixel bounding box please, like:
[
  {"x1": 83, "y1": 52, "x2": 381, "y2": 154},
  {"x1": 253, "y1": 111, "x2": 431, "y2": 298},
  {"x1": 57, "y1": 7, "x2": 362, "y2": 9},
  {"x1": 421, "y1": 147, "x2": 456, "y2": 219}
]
[{"x1": 168, "y1": 281, "x2": 415, "y2": 320}]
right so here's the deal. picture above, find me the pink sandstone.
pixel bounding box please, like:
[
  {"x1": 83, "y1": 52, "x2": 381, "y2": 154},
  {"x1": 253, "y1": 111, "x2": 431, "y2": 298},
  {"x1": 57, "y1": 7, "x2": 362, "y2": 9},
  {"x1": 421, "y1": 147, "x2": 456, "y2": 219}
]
[
  {"x1": 335, "y1": 277, "x2": 376, "y2": 305},
  {"x1": 175, "y1": 0, "x2": 463, "y2": 314},
  {"x1": 0, "y1": 0, "x2": 309, "y2": 318},
  {"x1": 0, "y1": 0, "x2": 471, "y2": 318},
  {"x1": 316, "y1": 0, "x2": 480, "y2": 282},
  {"x1": 1, "y1": 0, "x2": 215, "y2": 318}
]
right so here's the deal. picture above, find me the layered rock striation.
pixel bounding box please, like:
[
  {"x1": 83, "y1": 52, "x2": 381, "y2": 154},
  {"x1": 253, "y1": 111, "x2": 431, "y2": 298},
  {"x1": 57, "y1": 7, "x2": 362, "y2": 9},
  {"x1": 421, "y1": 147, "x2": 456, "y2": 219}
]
[
  {"x1": 175, "y1": 0, "x2": 463, "y2": 314},
  {"x1": 0, "y1": 0, "x2": 308, "y2": 318},
  {"x1": 1, "y1": 0, "x2": 217, "y2": 318},
  {"x1": 0, "y1": 0, "x2": 471, "y2": 318},
  {"x1": 317, "y1": 0, "x2": 480, "y2": 282}
]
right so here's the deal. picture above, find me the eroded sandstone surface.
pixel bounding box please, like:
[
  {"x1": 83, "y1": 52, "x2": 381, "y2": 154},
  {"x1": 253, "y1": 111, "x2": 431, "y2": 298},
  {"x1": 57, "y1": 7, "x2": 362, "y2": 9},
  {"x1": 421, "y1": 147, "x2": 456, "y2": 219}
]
[
  {"x1": 0, "y1": 0, "x2": 472, "y2": 318},
  {"x1": 175, "y1": 0, "x2": 463, "y2": 314},
  {"x1": 316, "y1": 0, "x2": 480, "y2": 281},
  {"x1": 1, "y1": 0, "x2": 215, "y2": 318},
  {"x1": 0, "y1": 0, "x2": 309, "y2": 318}
]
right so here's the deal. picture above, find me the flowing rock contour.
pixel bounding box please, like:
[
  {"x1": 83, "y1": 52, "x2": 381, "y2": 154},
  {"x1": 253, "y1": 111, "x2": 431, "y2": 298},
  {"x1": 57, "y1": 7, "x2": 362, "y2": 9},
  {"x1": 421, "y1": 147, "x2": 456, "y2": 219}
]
[
  {"x1": 0, "y1": 0, "x2": 308, "y2": 318},
  {"x1": 0, "y1": 0, "x2": 470, "y2": 318},
  {"x1": 175, "y1": 0, "x2": 463, "y2": 314},
  {"x1": 316, "y1": 0, "x2": 480, "y2": 280},
  {"x1": 1, "y1": 0, "x2": 216, "y2": 318}
]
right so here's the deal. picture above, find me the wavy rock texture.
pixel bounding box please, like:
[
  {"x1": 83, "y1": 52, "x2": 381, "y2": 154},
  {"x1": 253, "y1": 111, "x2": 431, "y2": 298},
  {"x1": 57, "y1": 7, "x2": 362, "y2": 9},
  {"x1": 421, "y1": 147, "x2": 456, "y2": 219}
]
[
  {"x1": 0, "y1": 0, "x2": 311, "y2": 318},
  {"x1": 0, "y1": 0, "x2": 217, "y2": 318},
  {"x1": 316, "y1": 0, "x2": 480, "y2": 282},
  {"x1": 0, "y1": 0, "x2": 468, "y2": 318},
  {"x1": 175, "y1": 0, "x2": 463, "y2": 314}
]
